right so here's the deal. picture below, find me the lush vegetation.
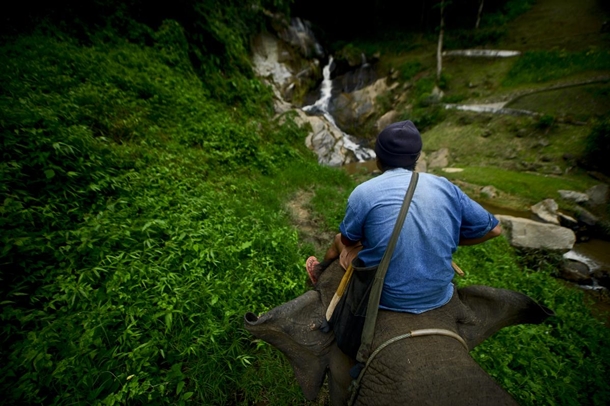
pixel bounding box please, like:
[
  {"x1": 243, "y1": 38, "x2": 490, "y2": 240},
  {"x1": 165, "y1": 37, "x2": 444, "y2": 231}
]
[
  {"x1": 0, "y1": 6, "x2": 332, "y2": 404},
  {"x1": 455, "y1": 239, "x2": 610, "y2": 405},
  {"x1": 1, "y1": 0, "x2": 610, "y2": 405}
]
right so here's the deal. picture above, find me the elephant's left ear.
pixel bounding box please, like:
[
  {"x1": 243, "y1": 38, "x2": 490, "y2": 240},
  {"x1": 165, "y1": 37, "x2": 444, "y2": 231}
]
[
  {"x1": 456, "y1": 285, "x2": 555, "y2": 350},
  {"x1": 244, "y1": 290, "x2": 335, "y2": 400}
]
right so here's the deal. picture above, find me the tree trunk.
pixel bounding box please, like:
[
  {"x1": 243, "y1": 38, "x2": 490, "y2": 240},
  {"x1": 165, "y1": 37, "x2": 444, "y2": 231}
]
[
  {"x1": 436, "y1": 0, "x2": 444, "y2": 83},
  {"x1": 475, "y1": 0, "x2": 485, "y2": 29}
]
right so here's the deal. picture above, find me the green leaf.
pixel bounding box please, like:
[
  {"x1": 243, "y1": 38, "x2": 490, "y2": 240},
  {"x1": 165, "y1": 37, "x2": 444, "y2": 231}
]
[
  {"x1": 176, "y1": 381, "x2": 185, "y2": 395},
  {"x1": 44, "y1": 169, "x2": 55, "y2": 179}
]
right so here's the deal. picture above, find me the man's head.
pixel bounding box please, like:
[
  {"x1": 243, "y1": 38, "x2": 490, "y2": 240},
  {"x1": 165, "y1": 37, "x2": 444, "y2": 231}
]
[{"x1": 374, "y1": 120, "x2": 422, "y2": 171}]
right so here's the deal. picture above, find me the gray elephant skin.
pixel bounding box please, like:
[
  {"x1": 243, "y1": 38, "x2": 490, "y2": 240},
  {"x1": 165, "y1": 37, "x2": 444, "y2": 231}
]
[{"x1": 244, "y1": 260, "x2": 554, "y2": 405}]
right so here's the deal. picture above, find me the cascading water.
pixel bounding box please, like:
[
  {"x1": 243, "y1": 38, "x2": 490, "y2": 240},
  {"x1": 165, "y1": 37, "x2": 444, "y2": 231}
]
[{"x1": 303, "y1": 57, "x2": 376, "y2": 163}]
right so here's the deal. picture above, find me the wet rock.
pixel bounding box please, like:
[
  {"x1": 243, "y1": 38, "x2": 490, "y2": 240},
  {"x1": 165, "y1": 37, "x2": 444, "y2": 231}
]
[
  {"x1": 558, "y1": 212, "x2": 579, "y2": 230},
  {"x1": 586, "y1": 184, "x2": 609, "y2": 207},
  {"x1": 573, "y1": 206, "x2": 599, "y2": 227},
  {"x1": 559, "y1": 259, "x2": 592, "y2": 285},
  {"x1": 330, "y1": 78, "x2": 390, "y2": 135},
  {"x1": 277, "y1": 17, "x2": 324, "y2": 59},
  {"x1": 531, "y1": 199, "x2": 560, "y2": 225},
  {"x1": 558, "y1": 190, "x2": 589, "y2": 204},
  {"x1": 251, "y1": 32, "x2": 295, "y2": 87},
  {"x1": 496, "y1": 215, "x2": 576, "y2": 252},
  {"x1": 428, "y1": 148, "x2": 450, "y2": 168},
  {"x1": 593, "y1": 269, "x2": 610, "y2": 289},
  {"x1": 292, "y1": 111, "x2": 356, "y2": 166},
  {"x1": 480, "y1": 185, "x2": 498, "y2": 199}
]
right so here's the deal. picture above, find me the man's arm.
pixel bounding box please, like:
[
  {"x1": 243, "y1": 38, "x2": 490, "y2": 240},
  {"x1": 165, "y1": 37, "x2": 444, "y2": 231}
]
[{"x1": 459, "y1": 223, "x2": 502, "y2": 246}]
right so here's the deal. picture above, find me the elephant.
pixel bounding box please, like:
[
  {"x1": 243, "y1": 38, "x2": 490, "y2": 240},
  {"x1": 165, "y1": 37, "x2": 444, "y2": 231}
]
[{"x1": 244, "y1": 260, "x2": 554, "y2": 405}]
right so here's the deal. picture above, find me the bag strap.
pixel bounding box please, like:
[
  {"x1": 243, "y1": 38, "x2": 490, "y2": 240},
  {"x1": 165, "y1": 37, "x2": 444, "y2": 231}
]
[{"x1": 356, "y1": 171, "x2": 419, "y2": 363}]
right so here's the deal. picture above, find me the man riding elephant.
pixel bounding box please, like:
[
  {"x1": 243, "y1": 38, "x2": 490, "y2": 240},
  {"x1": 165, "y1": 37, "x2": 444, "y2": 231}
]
[
  {"x1": 246, "y1": 121, "x2": 552, "y2": 405},
  {"x1": 306, "y1": 119, "x2": 502, "y2": 314}
]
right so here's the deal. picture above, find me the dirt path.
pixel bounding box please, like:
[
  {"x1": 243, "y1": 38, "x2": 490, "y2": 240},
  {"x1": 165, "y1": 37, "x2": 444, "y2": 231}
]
[
  {"x1": 500, "y1": 0, "x2": 608, "y2": 51},
  {"x1": 286, "y1": 190, "x2": 335, "y2": 255}
]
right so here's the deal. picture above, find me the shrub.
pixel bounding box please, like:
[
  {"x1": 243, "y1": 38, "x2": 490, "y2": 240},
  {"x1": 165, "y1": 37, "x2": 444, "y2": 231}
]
[
  {"x1": 584, "y1": 117, "x2": 610, "y2": 175},
  {"x1": 398, "y1": 60, "x2": 424, "y2": 81}
]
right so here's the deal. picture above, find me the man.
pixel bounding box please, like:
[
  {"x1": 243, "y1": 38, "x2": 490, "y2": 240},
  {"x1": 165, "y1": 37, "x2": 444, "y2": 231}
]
[{"x1": 306, "y1": 120, "x2": 501, "y2": 314}]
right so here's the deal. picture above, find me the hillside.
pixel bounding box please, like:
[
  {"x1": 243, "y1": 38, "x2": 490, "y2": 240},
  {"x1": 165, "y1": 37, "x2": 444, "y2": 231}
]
[{"x1": 1, "y1": 1, "x2": 610, "y2": 405}]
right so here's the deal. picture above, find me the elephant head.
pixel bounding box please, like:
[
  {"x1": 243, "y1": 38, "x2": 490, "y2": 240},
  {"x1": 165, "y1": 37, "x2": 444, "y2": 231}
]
[{"x1": 244, "y1": 261, "x2": 553, "y2": 405}]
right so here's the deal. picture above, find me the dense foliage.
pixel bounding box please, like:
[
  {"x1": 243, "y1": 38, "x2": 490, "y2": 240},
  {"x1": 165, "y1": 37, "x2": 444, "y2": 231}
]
[
  {"x1": 584, "y1": 116, "x2": 610, "y2": 176},
  {"x1": 455, "y1": 239, "x2": 610, "y2": 405},
  {"x1": 1, "y1": 1, "x2": 609, "y2": 405},
  {"x1": 0, "y1": 17, "x2": 335, "y2": 404},
  {"x1": 293, "y1": 0, "x2": 534, "y2": 45}
]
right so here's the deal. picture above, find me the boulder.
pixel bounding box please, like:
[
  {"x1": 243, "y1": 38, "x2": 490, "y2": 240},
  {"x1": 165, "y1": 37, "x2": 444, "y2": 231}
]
[
  {"x1": 573, "y1": 207, "x2": 599, "y2": 227},
  {"x1": 428, "y1": 148, "x2": 450, "y2": 168},
  {"x1": 558, "y1": 259, "x2": 592, "y2": 285},
  {"x1": 480, "y1": 186, "x2": 498, "y2": 199},
  {"x1": 558, "y1": 190, "x2": 589, "y2": 204},
  {"x1": 558, "y1": 212, "x2": 579, "y2": 230},
  {"x1": 593, "y1": 269, "x2": 610, "y2": 289},
  {"x1": 496, "y1": 215, "x2": 576, "y2": 252},
  {"x1": 586, "y1": 184, "x2": 609, "y2": 207},
  {"x1": 376, "y1": 110, "x2": 399, "y2": 132},
  {"x1": 330, "y1": 78, "x2": 390, "y2": 135},
  {"x1": 531, "y1": 199, "x2": 560, "y2": 225},
  {"x1": 296, "y1": 111, "x2": 355, "y2": 166},
  {"x1": 415, "y1": 151, "x2": 427, "y2": 173}
]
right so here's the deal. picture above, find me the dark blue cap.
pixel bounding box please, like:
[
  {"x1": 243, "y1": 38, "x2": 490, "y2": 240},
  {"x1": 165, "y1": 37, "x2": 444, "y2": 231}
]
[{"x1": 374, "y1": 120, "x2": 422, "y2": 167}]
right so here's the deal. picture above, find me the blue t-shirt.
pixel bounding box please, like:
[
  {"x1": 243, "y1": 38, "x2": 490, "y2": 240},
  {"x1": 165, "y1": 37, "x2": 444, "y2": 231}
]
[{"x1": 339, "y1": 168, "x2": 498, "y2": 314}]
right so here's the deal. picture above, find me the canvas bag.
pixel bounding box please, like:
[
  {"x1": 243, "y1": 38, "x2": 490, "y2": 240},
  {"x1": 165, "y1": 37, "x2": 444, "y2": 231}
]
[{"x1": 328, "y1": 172, "x2": 419, "y2": 362}]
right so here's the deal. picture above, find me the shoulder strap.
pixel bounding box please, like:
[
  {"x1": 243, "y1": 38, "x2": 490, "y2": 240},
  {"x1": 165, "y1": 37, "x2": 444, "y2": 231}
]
[{"x1": 356, "y1": 171, "x2": 419, "y2": 363}]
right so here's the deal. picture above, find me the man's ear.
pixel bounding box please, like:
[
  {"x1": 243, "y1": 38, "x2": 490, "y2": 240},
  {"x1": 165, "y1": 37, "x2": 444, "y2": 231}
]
[{"x1": 456, "y1": 285, "x2": 554, "y2": 350}]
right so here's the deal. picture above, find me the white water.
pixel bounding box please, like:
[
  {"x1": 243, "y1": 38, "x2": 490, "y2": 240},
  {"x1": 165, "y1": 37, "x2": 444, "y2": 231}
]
[{"x1": 302, "y1": 57, "x2": 376, "y2": 162}]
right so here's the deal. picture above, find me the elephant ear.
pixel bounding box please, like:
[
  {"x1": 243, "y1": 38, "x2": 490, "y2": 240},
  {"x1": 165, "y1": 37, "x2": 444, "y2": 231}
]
[
  {"x1": 456, "y1": 285, "x2": 554, "y2": 350},
  {"x1": 244, "y1": 290, "x2": 335, "y2": 400}
]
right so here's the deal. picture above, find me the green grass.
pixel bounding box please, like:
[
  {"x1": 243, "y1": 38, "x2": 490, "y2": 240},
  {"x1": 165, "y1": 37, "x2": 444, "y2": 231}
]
[
  {"x1": 454, "y1": 237, "x2": 610, "y2": 405},
  {"x1": 506, "y1": 83, "x2": 610, "y2": 120},
  {"x1": 439, "y1": 166, "x2": 598, "y2": 208},
  {"x1": 504, "y1": 50, "x2": 610, "y2": 87}
]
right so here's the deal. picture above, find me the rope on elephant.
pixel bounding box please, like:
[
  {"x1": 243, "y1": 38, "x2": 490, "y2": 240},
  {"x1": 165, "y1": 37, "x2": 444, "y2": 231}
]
[{"x1": 348, "y1": 328, "x2": 469, "y2": 405}]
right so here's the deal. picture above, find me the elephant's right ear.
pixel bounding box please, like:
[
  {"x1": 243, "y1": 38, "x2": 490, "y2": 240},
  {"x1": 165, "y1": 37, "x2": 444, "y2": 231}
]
[{"x1": 456, "y1": 285, "x2": 555, "y2": 350}]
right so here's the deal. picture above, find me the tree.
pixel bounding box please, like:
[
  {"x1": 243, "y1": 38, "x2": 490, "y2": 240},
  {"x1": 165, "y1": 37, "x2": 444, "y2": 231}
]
[
  {"x1": 436, "y1": 0, "x2": 445, "y2": 83},
  {"x1": 475, "y1": 0, "x2": 485, "y2": 29}
]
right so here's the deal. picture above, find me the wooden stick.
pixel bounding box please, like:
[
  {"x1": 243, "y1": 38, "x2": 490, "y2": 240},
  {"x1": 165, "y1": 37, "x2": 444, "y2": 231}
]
[
  {"x1": 452, "y1": 261, "x2": 465, "y2": 276},
  {"x1": 325, "y1": 264, "x2": 354, "y2": 321}
]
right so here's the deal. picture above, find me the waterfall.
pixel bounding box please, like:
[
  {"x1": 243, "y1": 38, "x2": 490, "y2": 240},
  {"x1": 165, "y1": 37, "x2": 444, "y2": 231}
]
[{"x1": 303, "y1": 57, "x2": 376, "y2": 163}]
